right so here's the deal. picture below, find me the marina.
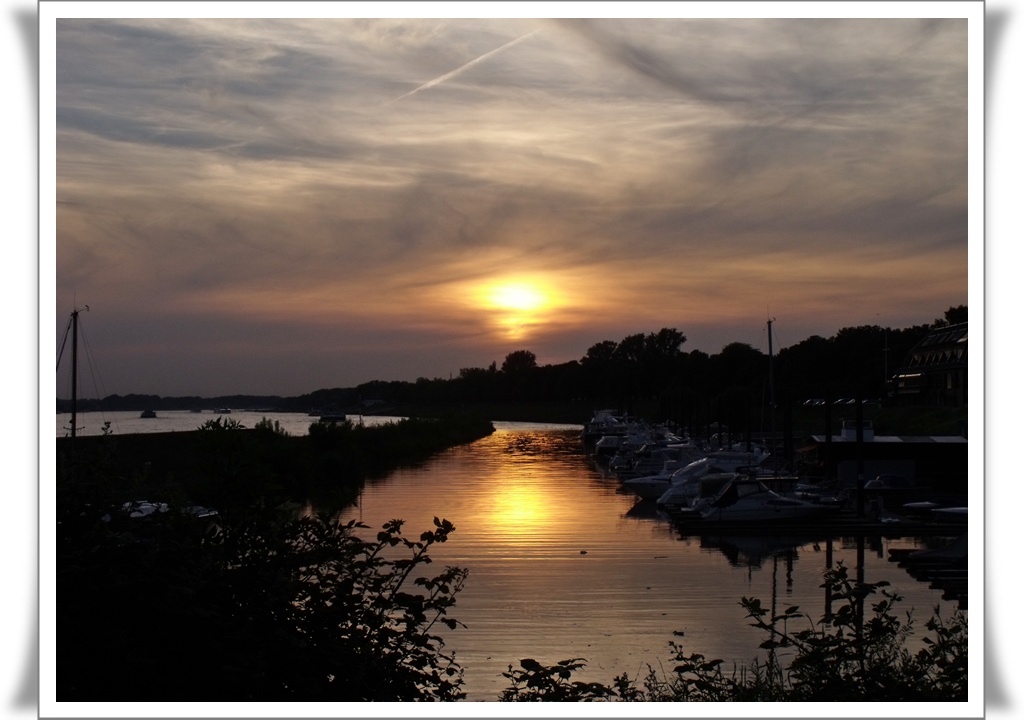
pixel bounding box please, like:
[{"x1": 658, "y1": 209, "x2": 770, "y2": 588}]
[
  {"x1": 53, "y1": 409, "x2": 970, "y2": 701},
  {"x1": 335, "y1": 422, "x2": 966, "y2": 700}
]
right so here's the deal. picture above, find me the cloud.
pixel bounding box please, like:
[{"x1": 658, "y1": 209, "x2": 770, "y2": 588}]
[{"x1": 52, "y1": 16, "x2": 971, "y2": 395}]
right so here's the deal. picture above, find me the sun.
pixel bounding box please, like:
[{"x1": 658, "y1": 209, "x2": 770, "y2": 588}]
[
  {"x1": 487, "y1": 282, "x2": 549, "y2": 312},
  {"x1": 463, "y1": 276, "x2": 566, "y2": 339}
]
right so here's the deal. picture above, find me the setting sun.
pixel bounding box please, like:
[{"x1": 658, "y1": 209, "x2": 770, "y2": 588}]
[
  {"x1": 486, "y1": 282, "x2": 549, "y2": 312},
  {"x1": 461, "y1": 277, "x2": 568, "y2": 339}
]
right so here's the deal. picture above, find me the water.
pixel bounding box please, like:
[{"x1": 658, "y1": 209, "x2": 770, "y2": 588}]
[
  {"x1": 56, "y1": 413, "x2": 963, "y2": 701},
  {"x1": 334, "y1": 427, "x2": 962, "y2": 701}
]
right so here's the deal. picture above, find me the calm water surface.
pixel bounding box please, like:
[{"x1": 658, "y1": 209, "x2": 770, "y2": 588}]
[
  {"x1": 58, "y1": 412, "x2": 963, "y2": 701},
  {"x1": 336, "y1": 426, "x2": 961, "y2": 701}
]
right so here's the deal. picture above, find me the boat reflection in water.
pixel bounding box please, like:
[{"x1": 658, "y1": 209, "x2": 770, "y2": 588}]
[
  {"x1": 698, "y1": 534, "x2": 810, "y2": 570},
  {"x1": 335, "y1": 425, "x2": 961, "y2": 701}
]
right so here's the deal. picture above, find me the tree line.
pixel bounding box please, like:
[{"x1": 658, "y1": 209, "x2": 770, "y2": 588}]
[
  {"x1": 350, "y1": 304, "x2": 966, "y2": 415},
  {"x1": 65, "y1": 305, "x2": 966, "y2": 422}
]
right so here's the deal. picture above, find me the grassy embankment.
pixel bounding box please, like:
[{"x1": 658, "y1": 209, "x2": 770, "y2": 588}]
[{"x1": 56, "y1": 413, "x2": 495, "y2": 517}]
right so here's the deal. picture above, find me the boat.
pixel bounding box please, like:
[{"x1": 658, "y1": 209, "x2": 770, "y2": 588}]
[
  {"x1": 672, "y1": 476, "x2": 840, "y2": 527},
  {"x1": 319, "y1": 412, "x2": 348, "y2": 423},
  {"x1": 627, "y1": 456, "x2": 717, "y2": 501},
  {"x1": 615, "y1": 443, "x2": 700, "y2": 483},
  {"x1": 620, "y1": 451, "x2": 702, "y2": 499},
  {"x1": 600, "y1": 422, "x2": 686, "y2": 472},
  {"x1": 648, "y1": 447, "x2": 769, "y2": 505},
  {"x1": 57, "y1": 305, "x2": 89, "y2": 438},
  {"x1": 216, "y1": 407, "x2": 232, "y2": 414},
  {"x1": 658, "y1": 471, "x2": 738, "y2": 512},
  {"x1": 582, "y1": 409, "x2": 628, "y2": 445},
  {"x1": 592, "y1": 433, "x2": 626, "y2": 463},
  {"x1": 140, "y1": 409, "x2": 157, "y2": 418}
]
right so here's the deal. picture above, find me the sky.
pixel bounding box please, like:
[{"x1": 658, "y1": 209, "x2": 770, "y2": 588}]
[{"x1": 47, "y1": 2, "x2": 979, "y2": 398}]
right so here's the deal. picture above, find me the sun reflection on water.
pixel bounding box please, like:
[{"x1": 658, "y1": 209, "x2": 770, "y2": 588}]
[{"x1": 485, "y1": 479, "x2": 551, "y2": 537}]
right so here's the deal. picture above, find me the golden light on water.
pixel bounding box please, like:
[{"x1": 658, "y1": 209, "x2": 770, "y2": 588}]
[{"x1": 485, "y1": 480, "x2": 551, "y2": 538}]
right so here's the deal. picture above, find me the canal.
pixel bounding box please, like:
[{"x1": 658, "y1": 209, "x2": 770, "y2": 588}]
[{"x1": 335, "y1": 422, "x2": 963, "y2": 701}]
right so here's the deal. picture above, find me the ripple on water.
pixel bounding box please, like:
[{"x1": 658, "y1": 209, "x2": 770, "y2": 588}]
[{"x1": 335, "y1": 426, "x2": 960, "y2": 700}]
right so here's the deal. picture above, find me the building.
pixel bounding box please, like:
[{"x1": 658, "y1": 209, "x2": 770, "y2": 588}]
[
  {"x1": 798, "y1": 419, "x2": 967, "y2": 496},
  {"x1": 892, "y1": 321, "x2": 967, "y2": 407}
]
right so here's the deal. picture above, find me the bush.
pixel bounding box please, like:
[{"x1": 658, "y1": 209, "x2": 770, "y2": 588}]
[
  {"x1": 499, "y1": 658, "x2": 617, "y2": 701},
  {"x1": 58, "y1": 511, "x2": 469, "y2": 701}
]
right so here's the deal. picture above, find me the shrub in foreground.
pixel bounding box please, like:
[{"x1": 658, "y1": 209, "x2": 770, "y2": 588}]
[{"x1": 58, "y1": 511, "x2": 468, "y2": 701}]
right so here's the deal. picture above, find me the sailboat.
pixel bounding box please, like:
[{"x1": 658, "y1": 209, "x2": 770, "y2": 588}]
[{"x1": 56, "y1": 305, "x2": 89, "y2": 438}]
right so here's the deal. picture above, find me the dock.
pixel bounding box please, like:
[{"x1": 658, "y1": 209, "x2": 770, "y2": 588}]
[{"x1": 667, "y1": 507, "x2": 967, "y2": 537}]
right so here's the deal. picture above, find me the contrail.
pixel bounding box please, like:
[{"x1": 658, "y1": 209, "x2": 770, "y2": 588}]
[{"x1": 386, "y1": 28, "x2": 540, "y2": 105}]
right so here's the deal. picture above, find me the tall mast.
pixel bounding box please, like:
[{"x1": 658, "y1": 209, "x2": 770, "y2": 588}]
[
  {"x1": 767, "y1": 318, "x2": 775, "y2": 411},
  {"x1": 70, "y1": 308, "x2": 79, "y2": 439},
  {"x1": 767, "y1": 318, "x2": 777, "y2": 473},
  {"x1": 63, "y1": 305, "x2": 88, "y2": 439}
]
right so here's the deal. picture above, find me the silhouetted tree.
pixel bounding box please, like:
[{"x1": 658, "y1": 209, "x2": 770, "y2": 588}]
[
  {"x1": 937, "y1": 304, "x2": 967, "y2": 326},
  {"x1": 501, "y1": 350, "x2": 538, "y2": 374}
]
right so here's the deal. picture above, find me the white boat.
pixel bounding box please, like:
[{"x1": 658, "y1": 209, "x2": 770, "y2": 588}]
[
  {"x1": 601, "y1": 425, "x2": 657, "y2": 468},
  {"x1": 592, "y1": 433, "x2": 625, "y2": 462},
  {"x1": 648, "y1": 447, "x2": 769, "y2": 505},
  {"x1": 677, "y1": 476, "x2": 840, "y2": 525},
  {"x1": 656, "y1": 470, "x2": 737, "y2": 509},
  {"x1": 628, "y1": 456, "x2": 715, "y2": 501},
  {"x1": 582, "y1": 409, "x2": 628, "y2": 444},
  {"x1": 615, "y1": 443, "x2": 701, "y2": 482},
  {"x1": 620, "y1": 452, "x2": 700, "y2": 498}
]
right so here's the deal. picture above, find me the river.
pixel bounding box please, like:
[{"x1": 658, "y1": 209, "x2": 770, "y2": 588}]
[
  {"x1": 55, "y1": 410, "x2": 964, "y2": 701},
  {"x1": 337, "y1": 424, "x2": 962, "y2": 701}
]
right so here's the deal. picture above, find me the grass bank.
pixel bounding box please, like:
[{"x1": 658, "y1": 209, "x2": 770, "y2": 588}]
[{"x1": 56, "y1": 413, "x2": 495, "y2": 517}]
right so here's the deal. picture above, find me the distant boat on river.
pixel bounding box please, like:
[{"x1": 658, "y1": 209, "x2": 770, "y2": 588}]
[{"x1": 140, "y1": 409, "x2": 157, "y2": 419}]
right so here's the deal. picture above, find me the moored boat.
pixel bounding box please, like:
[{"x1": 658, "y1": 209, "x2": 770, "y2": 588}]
[
  {"x1": 672, "y1": 475, "x2": 840, "y2": 527},
  {"x1": 582, "y1": 409, "x2": 628, "y2": 445},
  {"x1": 649, "y1": 447, "x2": 769, "y2": 505}
]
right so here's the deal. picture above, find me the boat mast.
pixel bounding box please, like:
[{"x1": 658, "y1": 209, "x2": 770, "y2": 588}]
[
  {"x1": 767, "y1": 318, "x2": 777, "y2": 473},
  {"x1": 71, "y1": 308, "x2": 78, "y2": 439},
  {"x1": 767, "y1": 318, "x2": 775, "y2": 412},
  {"x1": 59, "y1": 305, "x2": 87, "y2": 439}
]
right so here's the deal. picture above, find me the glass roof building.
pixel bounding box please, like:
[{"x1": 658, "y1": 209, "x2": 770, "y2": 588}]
[{"x1": 893, "y1": 321, "x2": 967, "y2": 407}]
